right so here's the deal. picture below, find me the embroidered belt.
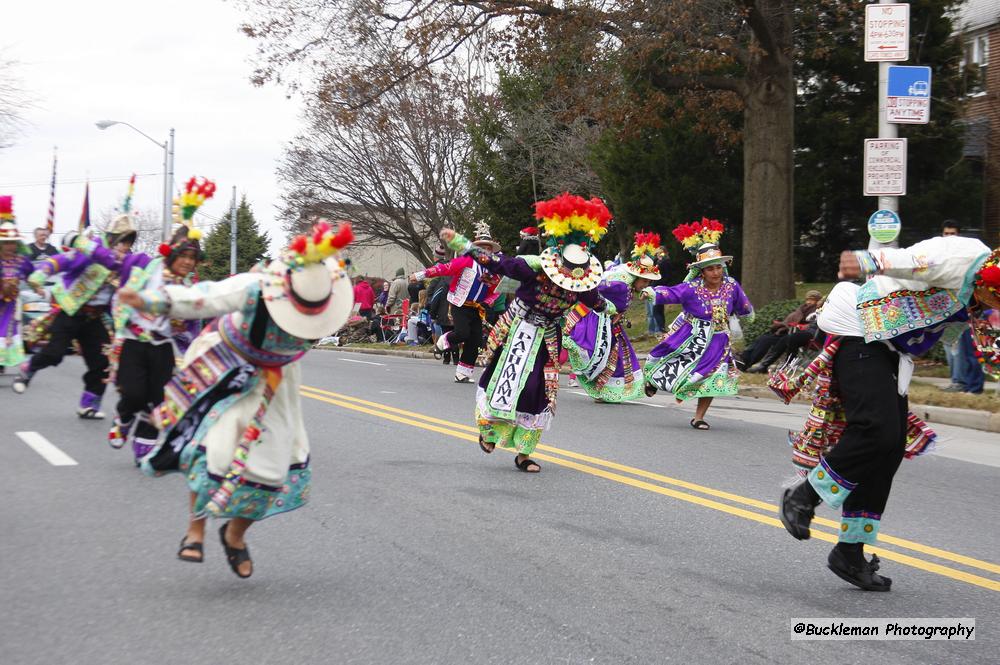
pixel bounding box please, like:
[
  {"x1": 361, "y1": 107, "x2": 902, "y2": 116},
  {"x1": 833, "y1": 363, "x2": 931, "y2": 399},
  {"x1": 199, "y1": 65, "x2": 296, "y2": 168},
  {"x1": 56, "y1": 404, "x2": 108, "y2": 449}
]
[
  {"x1": 219, "y1": 315, "x2": 305, "y2": 368},
  {"x1": 507, "y1": 299, "x2": 556, "y2": 328}
]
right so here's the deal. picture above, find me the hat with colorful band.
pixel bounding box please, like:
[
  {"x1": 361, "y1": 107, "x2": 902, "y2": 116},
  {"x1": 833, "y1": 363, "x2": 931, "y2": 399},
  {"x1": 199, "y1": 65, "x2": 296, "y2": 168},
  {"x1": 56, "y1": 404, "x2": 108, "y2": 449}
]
[
  {"x1": 534, "y1": 192, "x2": 611, "y2": 293},
  {"x1": 624, "y1": 231, "x2": 663, "y2": 281},
  {"x1": 260, "y1": 220, "x2": 356, "y2": 339},
  {"x1": 672, "y1": 218, "x2": 732, "y2": 270}
]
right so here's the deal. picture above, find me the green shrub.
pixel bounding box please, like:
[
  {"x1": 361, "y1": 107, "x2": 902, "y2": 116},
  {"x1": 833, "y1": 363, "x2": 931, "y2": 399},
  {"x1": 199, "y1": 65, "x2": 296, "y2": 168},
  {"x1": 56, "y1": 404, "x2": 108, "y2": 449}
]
[{"x1": 743, "y1": 299, "x2": 801, "y2": 345}]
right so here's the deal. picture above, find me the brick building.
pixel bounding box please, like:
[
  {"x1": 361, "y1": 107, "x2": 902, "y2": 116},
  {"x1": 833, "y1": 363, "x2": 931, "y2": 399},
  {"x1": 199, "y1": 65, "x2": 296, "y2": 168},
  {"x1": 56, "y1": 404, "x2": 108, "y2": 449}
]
[{"x1": 956, "y1": 0, "x2": 999, "y2": 245}]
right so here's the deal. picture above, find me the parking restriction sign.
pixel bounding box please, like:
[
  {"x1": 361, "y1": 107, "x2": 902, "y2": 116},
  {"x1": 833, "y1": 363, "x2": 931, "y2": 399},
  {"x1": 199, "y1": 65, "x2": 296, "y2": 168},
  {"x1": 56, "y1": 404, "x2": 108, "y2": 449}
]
[
  {"x1": 887, "y1": 65, "x2": 931, "y2": 123},
  {"x1": 865, "y1": 3, "x2": 909, "y2": 62},
  {"x1": 864, "y1": 139, "x2": 907, "y2": 196}
]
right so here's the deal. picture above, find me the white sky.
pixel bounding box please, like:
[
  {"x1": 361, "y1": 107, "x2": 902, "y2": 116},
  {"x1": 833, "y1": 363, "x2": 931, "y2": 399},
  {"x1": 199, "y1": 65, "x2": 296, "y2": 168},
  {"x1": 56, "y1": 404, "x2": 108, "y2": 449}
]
[{"x1": 0, "y1": 0, "x2": 299, "y2": 250}]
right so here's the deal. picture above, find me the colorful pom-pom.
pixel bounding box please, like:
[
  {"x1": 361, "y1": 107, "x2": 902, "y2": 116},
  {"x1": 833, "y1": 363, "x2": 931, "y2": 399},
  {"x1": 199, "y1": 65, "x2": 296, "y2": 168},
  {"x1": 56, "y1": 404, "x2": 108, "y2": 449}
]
[{"x1": 158, "y1": 243, "x2": 172, "y2": 257}]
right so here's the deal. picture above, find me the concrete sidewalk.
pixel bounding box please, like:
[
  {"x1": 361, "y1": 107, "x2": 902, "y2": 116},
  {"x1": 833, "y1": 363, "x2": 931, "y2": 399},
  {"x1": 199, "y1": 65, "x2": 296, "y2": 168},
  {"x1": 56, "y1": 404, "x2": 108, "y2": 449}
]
[
  {"x1": 910, "y1": 374, "x2": 999, "y2": 393},
  {"x1": 320, "y1": 344, "x2": 1000, "y2": 434}
]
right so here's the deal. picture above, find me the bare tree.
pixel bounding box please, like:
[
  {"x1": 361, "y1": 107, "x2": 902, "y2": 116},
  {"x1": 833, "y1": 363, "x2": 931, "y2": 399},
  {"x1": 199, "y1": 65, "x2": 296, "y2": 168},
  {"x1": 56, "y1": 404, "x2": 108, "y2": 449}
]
[
  {"x1": 96, "y1": 206, "x2": 164, "y2": 256},
  {"x1": 0, "y1": 54, "x2": 31, "y2": 150},
  {"x1": 278, "y1": 69, "x2": 473, "y2": 266},
  {"x1": 238, "y1": 0, "x2": 812, "y2": 302}
]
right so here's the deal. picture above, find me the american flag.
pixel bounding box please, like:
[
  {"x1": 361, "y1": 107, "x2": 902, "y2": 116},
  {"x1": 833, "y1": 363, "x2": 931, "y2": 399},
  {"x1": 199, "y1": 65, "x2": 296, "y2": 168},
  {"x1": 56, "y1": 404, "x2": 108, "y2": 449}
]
[
  {"x1": 78, "y1": 181, "x2": 90, "y2": 232},
  {"x1": 45, "y1": 148, "x2": 57, "y2": 232}
]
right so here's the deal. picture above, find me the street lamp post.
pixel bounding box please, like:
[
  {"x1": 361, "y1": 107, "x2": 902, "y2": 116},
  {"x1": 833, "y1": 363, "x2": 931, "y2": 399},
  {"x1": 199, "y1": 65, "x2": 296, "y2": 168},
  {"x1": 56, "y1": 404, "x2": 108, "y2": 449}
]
[{"x1": 95, "y1": 120, "x2": 175, "y2": 241}]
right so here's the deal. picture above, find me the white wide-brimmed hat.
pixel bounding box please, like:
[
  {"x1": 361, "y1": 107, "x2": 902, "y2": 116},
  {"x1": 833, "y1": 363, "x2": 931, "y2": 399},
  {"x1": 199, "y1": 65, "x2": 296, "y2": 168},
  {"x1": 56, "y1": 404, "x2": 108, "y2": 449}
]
[
  {"x1": 540, "y1": 243, "x2": 603, "y2": 292},
  {"x1": 0, "y1": 196, "x2": 22, "y2": 246},
  {"x1": 260, "y1": 221, "x2": 356, "y2": 339},
  {"x1": 533, "y1": 193, "x2": 613, "y2": 292},
  {"x1": 623, "y1": 231, "x2": 663, "y2": 280},
  {"x1": 687, "y1": 242, "x2": 733, "y2": 271},
  {"x1": 0, "y1": 220, "x2": 19, "y2": 242}
]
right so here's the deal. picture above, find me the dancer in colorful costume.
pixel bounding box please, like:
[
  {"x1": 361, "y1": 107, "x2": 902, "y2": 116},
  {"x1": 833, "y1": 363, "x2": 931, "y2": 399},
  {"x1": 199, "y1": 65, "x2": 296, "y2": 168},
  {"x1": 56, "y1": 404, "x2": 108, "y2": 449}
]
[
  {"x1": 108, "y1": 179, "x2": 213, "y2": 460},
  {"x1": 564, "y1": 232, "x2": 662, "y2": 403},
  {"x1": 779, "y1": 236, "x2": 998, "y2": 591},
  {"x1": 14, "y1": 185, "x2": 151, "y2": 418},
  {"x1": 0, "y1": 197, "x2": 38, "y2": 372},
  {"x1": 119, "y1": 220, "x2": 354, "y2": 578},
  {"x1": 441, "y1": 193, "x2": 612, "y2": 473},
  {"x1": 641, "y1": 219, "x2": 753, "y2": 429},
  {"x1": 415, "y1": 222, "x2": 501, "y2": 383}
]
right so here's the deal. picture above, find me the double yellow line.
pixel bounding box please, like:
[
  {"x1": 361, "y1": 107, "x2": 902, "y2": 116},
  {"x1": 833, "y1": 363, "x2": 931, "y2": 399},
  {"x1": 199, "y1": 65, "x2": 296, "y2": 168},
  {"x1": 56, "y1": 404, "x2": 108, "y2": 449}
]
[{"x1": 300, "y1": 384, "x2": 1000, "y2": 593}]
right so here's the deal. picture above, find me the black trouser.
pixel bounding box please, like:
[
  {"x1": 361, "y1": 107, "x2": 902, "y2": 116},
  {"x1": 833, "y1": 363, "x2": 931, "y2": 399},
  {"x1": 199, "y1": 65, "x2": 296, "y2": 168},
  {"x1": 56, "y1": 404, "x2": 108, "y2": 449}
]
[
  {"x1": 744, "y1": 332, "x2": 782, "y2": 365},
  {"x1": 450, "y1": 304, "x2": 482, "y2": 367},
  {"x1": 769, "y1": 329, "x2": 816, "y2": 359},
  {"x1": 116, "y1": 339, "x2": 175, "y2": 439},
  {"x1": 824, "y1": 337, "x2": 907, "y2": 516},
  {"x1": 29, "y1": 309, "x2": 110, "y2": 396}
]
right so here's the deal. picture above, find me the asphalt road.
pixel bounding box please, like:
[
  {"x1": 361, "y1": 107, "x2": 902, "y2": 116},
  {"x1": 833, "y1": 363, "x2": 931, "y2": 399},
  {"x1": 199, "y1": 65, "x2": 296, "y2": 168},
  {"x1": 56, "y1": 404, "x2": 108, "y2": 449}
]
[{"x1": 1, "y1": 351, "x2": 997, "y2": 664}]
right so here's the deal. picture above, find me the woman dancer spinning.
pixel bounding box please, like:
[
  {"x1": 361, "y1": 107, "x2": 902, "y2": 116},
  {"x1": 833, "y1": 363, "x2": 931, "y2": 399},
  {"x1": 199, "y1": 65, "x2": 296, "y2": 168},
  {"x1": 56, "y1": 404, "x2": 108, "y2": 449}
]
[
  {"x1": 564, "y1": 232, "x2": 663, "y2": 403},
  {"x1": 441, "y1": 193, "x2": 613, "y2": 473},
  {"x1": 642, "y1": 219, "x2": 753, "y2": 429}
]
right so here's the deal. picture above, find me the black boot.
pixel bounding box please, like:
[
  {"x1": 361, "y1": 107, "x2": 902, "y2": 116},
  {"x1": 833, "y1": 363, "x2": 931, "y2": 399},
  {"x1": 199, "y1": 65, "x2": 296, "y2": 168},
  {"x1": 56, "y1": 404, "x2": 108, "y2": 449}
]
[
  {"x1": 779, "y1": 480, "x2": 820, "y2": 540},
  {"x1": 442, "y1": 350, "x2": 451, "y2": 365},
  {"x1": 827, "y1": 544, "x2": 892, "y2": 591}
]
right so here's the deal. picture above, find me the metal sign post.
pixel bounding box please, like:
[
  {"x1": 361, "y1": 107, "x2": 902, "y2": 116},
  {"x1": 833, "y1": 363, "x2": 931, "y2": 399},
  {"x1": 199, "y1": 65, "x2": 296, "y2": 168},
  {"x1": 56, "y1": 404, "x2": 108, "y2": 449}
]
[
  {"x1": 229, "y1": 186, "x2": 238, "y2": 276},
  {"x1": 864, "y1": 1, "x2": 910, "y2": 249}
]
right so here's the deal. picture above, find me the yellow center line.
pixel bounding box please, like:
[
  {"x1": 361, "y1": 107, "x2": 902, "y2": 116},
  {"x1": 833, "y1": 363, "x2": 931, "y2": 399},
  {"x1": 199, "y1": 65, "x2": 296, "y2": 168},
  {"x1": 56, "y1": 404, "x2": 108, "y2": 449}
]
[{"x1": 300, "y1": 385, "x2": 1000, "y2": 590}]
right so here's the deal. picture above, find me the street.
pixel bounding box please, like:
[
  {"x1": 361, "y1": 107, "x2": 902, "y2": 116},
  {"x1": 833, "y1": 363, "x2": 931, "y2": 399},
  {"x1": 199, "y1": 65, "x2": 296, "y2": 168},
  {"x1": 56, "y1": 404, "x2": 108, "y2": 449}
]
[{"x1": 1, "y1": 351, "x2": 997, "y2": 664}]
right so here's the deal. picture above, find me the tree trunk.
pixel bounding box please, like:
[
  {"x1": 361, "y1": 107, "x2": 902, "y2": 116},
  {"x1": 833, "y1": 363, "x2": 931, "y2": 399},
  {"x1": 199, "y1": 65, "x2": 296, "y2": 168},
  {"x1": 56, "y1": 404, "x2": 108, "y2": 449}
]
[{"x1": 740, "y1": 9, "x2": 796, "y2": 306}]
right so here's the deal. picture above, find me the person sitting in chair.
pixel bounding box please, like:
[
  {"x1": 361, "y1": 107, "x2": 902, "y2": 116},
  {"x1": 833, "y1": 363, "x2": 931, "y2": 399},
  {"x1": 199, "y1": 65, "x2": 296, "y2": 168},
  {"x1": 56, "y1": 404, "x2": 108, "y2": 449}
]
[{"x1": 741, "y1": 290, "x2": 822, "y2": 373}]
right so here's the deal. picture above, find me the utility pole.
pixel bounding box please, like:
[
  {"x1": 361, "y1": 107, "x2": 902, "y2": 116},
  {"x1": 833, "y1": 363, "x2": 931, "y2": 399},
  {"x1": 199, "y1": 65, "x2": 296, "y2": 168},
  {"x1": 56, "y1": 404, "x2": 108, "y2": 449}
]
[
  {"x1": 164, "y1": 128, "x2": 175, "y2": 241},
  {"x1": 229, "y1": 186, "x2": 238, "y2": 276}
]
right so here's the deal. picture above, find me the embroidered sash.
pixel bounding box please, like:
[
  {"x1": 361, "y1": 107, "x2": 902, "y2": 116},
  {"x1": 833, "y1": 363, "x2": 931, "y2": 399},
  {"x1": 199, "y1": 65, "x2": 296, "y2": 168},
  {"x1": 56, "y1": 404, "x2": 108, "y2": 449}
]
[{"x1": 487, "y1": 318, "x2": 543, "y2": 420}]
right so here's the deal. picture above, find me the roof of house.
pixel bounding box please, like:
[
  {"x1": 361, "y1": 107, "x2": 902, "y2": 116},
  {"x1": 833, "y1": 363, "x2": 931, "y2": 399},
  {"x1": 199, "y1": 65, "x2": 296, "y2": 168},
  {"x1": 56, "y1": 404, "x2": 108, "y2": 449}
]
[{"x1": 953, "y1": 0, "x2": 999, "y2": 33}]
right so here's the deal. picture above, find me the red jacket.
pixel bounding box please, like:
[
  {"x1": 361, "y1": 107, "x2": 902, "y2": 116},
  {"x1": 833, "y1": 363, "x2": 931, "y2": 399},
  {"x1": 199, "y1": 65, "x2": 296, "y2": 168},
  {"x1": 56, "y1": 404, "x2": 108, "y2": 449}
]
[
  {"x1": 353, "y1": 281, "x2": 375, "y2": 310},
  {"x1": 420, "y1": 255, "x2": 499, "y2": 307}
]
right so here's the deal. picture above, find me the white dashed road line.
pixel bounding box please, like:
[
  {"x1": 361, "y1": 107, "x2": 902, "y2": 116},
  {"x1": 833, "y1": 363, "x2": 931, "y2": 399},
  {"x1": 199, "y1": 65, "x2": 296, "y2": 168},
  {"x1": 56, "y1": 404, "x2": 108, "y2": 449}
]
[
  {"x1": 15, "y1": 431, "x2": 78, "y2": 466},
  {"x1": 338, "y1": 357, "x2": 387, "y2": 366}
]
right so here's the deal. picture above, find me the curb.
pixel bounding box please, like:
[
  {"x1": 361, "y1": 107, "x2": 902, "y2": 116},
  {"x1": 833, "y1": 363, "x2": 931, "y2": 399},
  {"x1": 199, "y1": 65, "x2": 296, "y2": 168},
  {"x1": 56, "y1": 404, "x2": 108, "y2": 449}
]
[
  {"x1": 315, "y1": 344, "x2": 437, "y2": 361},
  {"x1": 734, "y1": 387, "x2": 1000, "y2": 434},
  {"x1": 321, "y1": 345, "x2": 1000, "y2": 434}
]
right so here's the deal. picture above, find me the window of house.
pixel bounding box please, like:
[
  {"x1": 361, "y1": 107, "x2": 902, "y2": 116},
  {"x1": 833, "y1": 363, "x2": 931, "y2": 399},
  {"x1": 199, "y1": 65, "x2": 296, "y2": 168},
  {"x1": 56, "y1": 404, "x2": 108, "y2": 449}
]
[{"x1": 962, "y1": 33, "x2": 989, "y2": 95}]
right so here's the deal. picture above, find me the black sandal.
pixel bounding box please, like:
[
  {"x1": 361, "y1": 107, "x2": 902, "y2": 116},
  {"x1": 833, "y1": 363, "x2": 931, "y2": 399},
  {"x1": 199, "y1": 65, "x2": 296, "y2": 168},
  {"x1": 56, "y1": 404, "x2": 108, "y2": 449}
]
[
  {"x1": 219, "y1": 523, "x2": 253, "y2": 579},
  {"x1": 690, "y1": 419, "x2": 710, "y2": 430},
  {"x1": 515, "y1": 456, "x2": 540, "y2": 473},
  {"x1": 478, "y1": 435, "x2": 495, "y2": 454},
  {"x1": 177, "y1": 537, "x2": 204, "y2": 563}
]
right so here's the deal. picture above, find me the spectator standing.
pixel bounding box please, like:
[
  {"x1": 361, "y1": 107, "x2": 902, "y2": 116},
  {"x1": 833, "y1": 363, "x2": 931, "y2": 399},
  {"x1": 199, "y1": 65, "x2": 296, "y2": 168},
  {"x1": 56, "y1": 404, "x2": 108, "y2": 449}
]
[
  {"x1": 407, "y1": 273, "x2": 422, "y2": 305},
  {"x1": 353, "y1": 277, "x2": 375, "y2": 319},
  {"x1": 374, "y1": 282, "x2": 389, "y2": 313},
  {"x1": 426, "y1": 245, "x2": 455, "y2": 364},
  {"x1": 939, "y1": 220, "x2": 971, "y2": 391},
  {"x1": 385, "y1": 268, "x2": 408, "y2": 314},
  {"x1": 28, "y1": 227, "x2": 59, "y2": 260},
  {"x1": 955, "y1": 326, "x2": 985, "y2": 394}
]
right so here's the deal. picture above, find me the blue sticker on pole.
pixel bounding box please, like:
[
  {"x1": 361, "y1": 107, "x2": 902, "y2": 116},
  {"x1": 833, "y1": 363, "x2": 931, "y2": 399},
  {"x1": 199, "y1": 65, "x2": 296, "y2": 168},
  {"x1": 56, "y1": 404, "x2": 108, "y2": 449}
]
[
  {"x1": 887, "y1": 66, "x2": 931, "y2": 124},
  {"x1": 868, "y1": 209, "x2": 901, "y2": 244}
]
